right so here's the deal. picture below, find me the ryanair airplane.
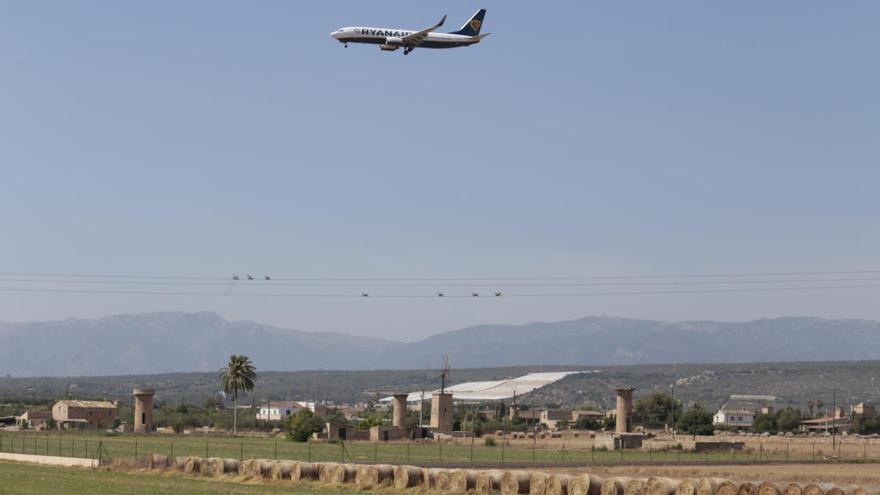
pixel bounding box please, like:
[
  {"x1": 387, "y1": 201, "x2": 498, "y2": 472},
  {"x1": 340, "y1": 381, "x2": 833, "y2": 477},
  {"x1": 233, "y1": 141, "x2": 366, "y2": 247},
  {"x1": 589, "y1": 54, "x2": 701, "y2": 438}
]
[{"x1": 330, "y1": 9, "x2": 488, "y2": 55}]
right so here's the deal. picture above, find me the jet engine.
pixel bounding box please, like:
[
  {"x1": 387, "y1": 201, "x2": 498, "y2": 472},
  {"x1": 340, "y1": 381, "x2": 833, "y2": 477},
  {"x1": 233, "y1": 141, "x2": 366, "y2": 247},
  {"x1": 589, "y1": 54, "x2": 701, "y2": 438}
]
[
  {"x1": 384, "y1": 36, "x2": 403, "y2": 45},
  {"x1": 379, "y1": 44, "x2": 399, "y2": 51}
]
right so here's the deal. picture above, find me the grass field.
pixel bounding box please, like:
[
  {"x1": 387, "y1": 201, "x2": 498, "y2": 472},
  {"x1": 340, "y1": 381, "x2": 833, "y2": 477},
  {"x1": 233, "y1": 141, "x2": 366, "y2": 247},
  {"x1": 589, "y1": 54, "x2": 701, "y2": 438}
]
[
  {"x1": 0, "y1": 431, "x2": 869, "y2": 466},
  {"x1": 0, "y1": 460, "x2": 384, "y2": 495}
]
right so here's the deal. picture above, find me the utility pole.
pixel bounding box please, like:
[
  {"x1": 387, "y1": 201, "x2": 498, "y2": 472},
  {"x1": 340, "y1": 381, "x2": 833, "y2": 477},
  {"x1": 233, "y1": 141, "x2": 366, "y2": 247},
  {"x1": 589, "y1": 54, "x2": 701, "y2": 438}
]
[
  {"x1": 832, "y1": 388, "x2": 837, "y2": 453},
  {"x1": 670, "y1": 383, "x2": 676, "y2": 441},
  {"x1": 419, "y1": 390, "x2": 425, "y2": 428}
]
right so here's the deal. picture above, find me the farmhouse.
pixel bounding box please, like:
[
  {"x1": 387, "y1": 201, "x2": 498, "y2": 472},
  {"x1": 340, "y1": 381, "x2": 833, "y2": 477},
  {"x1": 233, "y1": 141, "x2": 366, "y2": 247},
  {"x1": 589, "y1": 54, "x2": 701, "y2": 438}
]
[
  {"x1": 713, "y1": 407, "x2": 755, "y2": 430},
  {"x1": 256, "y1": 400, "x2": 327, "y2": 422},
  {"x1": 52, "y1": 400, "x2": 118, "y2": 429},
  {"x1": 16, "y1": 410, "x2": 52, "y2": 430}
]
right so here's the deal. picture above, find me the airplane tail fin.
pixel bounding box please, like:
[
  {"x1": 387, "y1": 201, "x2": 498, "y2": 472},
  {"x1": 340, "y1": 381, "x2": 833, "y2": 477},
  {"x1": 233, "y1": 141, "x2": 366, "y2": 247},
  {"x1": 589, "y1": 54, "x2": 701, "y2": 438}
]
[{"x1": 451, "y1": 9, "x2": 486, "y2": 36}]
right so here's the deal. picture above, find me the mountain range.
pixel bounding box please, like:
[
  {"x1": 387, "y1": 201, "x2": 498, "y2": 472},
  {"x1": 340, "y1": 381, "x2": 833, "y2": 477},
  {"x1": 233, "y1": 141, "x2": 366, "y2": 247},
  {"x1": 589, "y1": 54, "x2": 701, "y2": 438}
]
[{"x1": 1, "y1": 312, "x2": 879, "y2": 377}]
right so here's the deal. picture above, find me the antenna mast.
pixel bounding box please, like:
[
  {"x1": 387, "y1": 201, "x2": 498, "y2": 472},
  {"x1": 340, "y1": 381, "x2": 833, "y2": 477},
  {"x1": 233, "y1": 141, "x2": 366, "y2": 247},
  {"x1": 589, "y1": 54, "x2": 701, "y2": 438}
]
[{"x1": 440, "y1": 355, "x2": 451, "y2": 394}]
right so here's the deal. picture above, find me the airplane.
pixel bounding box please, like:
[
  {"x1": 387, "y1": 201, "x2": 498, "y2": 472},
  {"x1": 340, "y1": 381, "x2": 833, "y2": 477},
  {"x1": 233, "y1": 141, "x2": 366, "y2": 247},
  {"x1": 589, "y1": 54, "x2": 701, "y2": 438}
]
[{"x1": 330, "y1": 9, "x2": 489, "y2": 55}]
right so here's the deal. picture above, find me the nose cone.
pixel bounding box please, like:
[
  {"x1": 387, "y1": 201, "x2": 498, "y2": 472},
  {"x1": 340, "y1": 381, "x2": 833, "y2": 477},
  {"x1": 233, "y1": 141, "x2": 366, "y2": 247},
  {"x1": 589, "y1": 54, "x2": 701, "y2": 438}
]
[{"x1": 331, "y1": 29, "x2": 342, "y2": 40}]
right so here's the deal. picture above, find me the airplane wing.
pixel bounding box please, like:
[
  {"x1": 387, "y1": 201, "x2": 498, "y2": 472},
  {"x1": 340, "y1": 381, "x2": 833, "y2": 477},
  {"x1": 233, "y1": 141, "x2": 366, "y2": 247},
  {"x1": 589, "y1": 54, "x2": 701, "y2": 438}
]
[{"x1": 401, "y1": 15, "x2": 446, "y2": 46}]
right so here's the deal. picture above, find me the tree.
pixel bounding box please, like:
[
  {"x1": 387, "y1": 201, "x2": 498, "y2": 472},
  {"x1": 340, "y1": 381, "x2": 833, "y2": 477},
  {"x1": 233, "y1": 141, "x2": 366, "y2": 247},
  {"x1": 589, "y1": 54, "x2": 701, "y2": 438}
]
[
  {"x1": 752, "y1": 413, "x2": 776, "y2": 433},
  {"x1": 676, "y1": 404, "x2": 714, "y2": 435},
  {"x1": 287, "y1": 409, "x2": 325, "y2": 442},
  {"x1": 634, "y1": 391, "x2": 682, "y2": 428},
  {"x1": 218, "y1": 355, "x2": 257, "y2": 435},
  {"x1": 776, "y1": 407, "x2": 802, "y2": 432}
]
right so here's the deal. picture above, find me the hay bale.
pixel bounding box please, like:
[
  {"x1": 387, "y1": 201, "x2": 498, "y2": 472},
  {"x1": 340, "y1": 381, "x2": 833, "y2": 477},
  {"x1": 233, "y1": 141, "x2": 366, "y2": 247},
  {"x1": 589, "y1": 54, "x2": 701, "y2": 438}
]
[
  {"x1": 677, "y1": 479, "x2": 698, "y2": 495},
  {"x1": 738, "y1": 483, "x2": 758, "y2": 495},
  {"x1": 270, "y1": 460, "x2": 295, "y2": 480},
  {"x1": 174, "y1": 456, "x2": 190, "y2": 472},
  {"x1": 698, "y1": 479, "x2": 727, "y2": 495},
  {"x1": 570, "y1": 474, "x2": 604, "y2": 495},
  {"x1": 849, "y1": 487, "x2": 868, "y2": 495},
  {"x1": 647, "y1": 478, "x2": 678, "y2": 495},
  {"x1": 201, "y1": 457, "x2": 224, "y2": 477},
  {"x1": 531, "y1": 472, "x2": 551, "y2": 495},
  {"x1": 625, "y1": 479, "x2": 648, "y2": 495},
  {"x1": 355, "y1": 464, "x2": 394, "y2": 490},
  {"x1": 758, "y1": 482, "x2": 783, "y2": 495},
  {"x1": 258, "y1": 460, "x2": 275, "y2": 479},
  {"x1": 476, "y1": 471, "x2": 505, "y2": 494},
  {"x1": 183, "y1": 456, "x2": 202, "y2": 474},
  {"x1": 436, "y1": 470, "x2": 455, "y2": 491},
  {"x1": 451, "y1": 470, "x2": 478, "y2": 493},
  {"x1": 149, "y1": 454, "x2": 169, "y2": 470},
  {"x1": 548, "y1": 474, "x2": 575, "y2": 495},
  {"x1": 222, "y1": 458, "x2": 240, "y2": 474},
  {"x1": 239, "y1": 459, "x2": 258, "y2": 478},
  {"x1": 318, "y1": 462, "x2": 340, "y2": 483},
  {"x1": 804, "y1": 485, "x2": 835, "y2": 495},
  {"x1": 784, "y1": 484, "x2": 804, "y2": 495},
  {"x1": 394, "y1": 465, "x2": 424, "y2": 489},
  {"x1": 293, "y1": 462, "x2": 317, "y2": 481},
  {"x1": 422, "y1": 468, "x2": 440, "y2": 489},
  {"x1": 501, "y1": 471, "x2": 532, "y2": 495},
  {"x1": 602, "y1": 478, "x2": 634, "y2": 495},
  {"x1": 331, "y1": 464, "x2": 358, "y2": 484},
  {"x1": 825, "y1": 488, "x2": 844, "y2": 495},
  {"x1": 716, "y1": 481, "x2": 738, "y2": 495}
]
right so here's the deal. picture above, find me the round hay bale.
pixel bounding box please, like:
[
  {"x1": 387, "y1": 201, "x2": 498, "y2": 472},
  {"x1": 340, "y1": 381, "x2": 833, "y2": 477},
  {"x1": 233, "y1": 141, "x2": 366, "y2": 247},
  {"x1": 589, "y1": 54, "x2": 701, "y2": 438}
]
[
  {"x1": 625, "y1": 479, "x2": 648, "y2": 495},
  {"x1": 738, "y1": 483, "x2": 758, "y2": 495},
  {"x1": 174, "y1": 456, "x2": 190, "y2": 472},
  {"x1": 716, "y1": 481, "x2": 739, "y2": 495},
  {"x1": 270, "y1": 460, "x2": 295, "y2": 480},
  {"x1": 293, "y1": 462, "x2": 317, "y2": 481},
  {"x1": 698, "y1": 479, "x2": 727, "y2": 495},
  {"x1": 436, "y1": 470, "x2": 455, "y2": 491},
  {"x1": 476, "y1": 471, "x2": 505, "y2": 494},
  {"x1": 318, "y1": 462, "x2": 340, "y2": 483},
  {"x1": 758, "y1": 482, "x2": 783, "y2": 495},
  {"x1": 149, "y1": 454, "x2": 169, "y2": 470},
  {"x1": 183, "y1": 456, "x2": 202, "y2": 474},
  {"x1": 804, "y1": 485, "x2": 835, "y2": 495},
  {"x1": 849, "y1": 487, "x2": 868, "y2": 495},
  {"x1": 258, "y1": 460, "x2": 275, "y2": 479},
  {"x1": 548, "y1": 474, "x2": 575, "y2": 495},
  {"x1": 647, "y1": 478, "x2": 678, "y2": 495},
  {"x1": 202, "y1": 457, "x2": 224, "y2": 477},
  {"x1": 222, "y1": 458, "x2": 240, "y2": 474},
  {"x1": 331, "y1": 464, "x2": 358, "y2": 484},
  {"x1": 451, "y1": 470, "x2": 478, "y2": 493},
  {"x1": 239, "y1": 459, "x2": 257, "y2": 478},
  {"x1": 784, "y1": 484, "x2": 804, "y2": 495},
  {"x1": 355, "y1": 464, "x2": 394, "y2": 490},
  {"x1": 570, "y1": 474, "x2": 604, "y2": 495},
  {"x1": 825, "y1": 488, "x2": 844, "y2": 495},
  {"x1": 501, "y1": 471, "x2": 532, "y2": 495},
  {"x1": 531, "y1": 472, "x2": 551, "y2": 495},
  {"x1": 678, "y1": 479, "x2": 698, "y2": 495},
  {"x1": 394, "y1": 465, "x2": 424, "y2": 489},
  {"x1": 602, "y1": 478, "x2": 634, "y2": 495},
  {"x1": 422, "y1": 468, "x2": 440, "y2": 489}
]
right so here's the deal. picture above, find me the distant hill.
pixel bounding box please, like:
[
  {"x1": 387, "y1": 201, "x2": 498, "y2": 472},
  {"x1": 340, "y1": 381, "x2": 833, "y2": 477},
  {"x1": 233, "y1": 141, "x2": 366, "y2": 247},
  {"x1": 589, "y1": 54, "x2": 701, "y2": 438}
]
[{"x1": 1, "y1": 312, "x2": 879, "y2": 376}]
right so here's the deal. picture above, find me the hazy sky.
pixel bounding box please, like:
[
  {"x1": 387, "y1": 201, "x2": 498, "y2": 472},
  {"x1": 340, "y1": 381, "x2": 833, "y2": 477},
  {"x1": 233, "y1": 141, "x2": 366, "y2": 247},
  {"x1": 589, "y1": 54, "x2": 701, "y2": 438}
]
[{"x1": 2, "y1": 1, "x2": 879, "y2": 341}]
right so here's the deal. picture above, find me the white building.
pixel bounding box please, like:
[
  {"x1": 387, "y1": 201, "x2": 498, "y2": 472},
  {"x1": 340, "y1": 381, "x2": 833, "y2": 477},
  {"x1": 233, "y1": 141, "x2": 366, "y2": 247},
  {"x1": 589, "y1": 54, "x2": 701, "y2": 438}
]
[
  {"x1": 713, "y1": 408, "x2": 755, "y2": 429},
  {"x1": 256, "y1": 401, "x2": 326, "y2": 422}
]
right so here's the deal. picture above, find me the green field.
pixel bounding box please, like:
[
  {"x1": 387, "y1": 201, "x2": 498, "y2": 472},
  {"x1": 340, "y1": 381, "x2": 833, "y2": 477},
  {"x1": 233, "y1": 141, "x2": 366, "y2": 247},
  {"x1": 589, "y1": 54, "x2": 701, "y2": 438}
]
[
  {"x1": 0, "y1": 431, "x2": 840, "y2": 465},
  {"x1": 0, "y1": 460, "x2": 383, "y2": 495}
]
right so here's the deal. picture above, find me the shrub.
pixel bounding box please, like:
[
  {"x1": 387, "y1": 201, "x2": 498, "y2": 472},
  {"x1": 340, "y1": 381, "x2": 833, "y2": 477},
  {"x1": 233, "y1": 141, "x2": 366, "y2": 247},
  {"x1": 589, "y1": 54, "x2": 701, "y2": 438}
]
[{"x1": 484, "y1": 436, "x2": 496, "y2": 447}]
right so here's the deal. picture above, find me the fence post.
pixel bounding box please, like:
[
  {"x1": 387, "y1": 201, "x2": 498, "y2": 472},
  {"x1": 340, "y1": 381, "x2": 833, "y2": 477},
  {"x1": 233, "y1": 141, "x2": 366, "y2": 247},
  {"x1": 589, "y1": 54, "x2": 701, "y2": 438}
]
[
  {"x1": 240, "y1": 439, "x2": 243, "y2": 462},
  {"x1": 85, "y1": 439, "x2": 88, "y2": 459},
  {"x1": 135, "y1": 440, "x2": 138, "y2": 462},
  {"x1": 501, "y1": 437, "x2": 505, "y2": 464},
  {"x1": 205, "y1": 439, "x2": 208, "y2": 458},
  {"x1": 649, "y1": 443, "x2": 652, "y2": 461},
  {"x1": 374, "y1": 442, "x2": 378, "y2": 461},
  {"x1": 438, "y1": 439, "x2": 442, "y2": 462},
  {"x1": 73, "y1": 438, "x2": 76, "y2": 458},
  {"x1": 470, "y1": 435, "x2": 475, "y2": 463},
  {"x1": 170, "y1": 440, "x2": 173, "y2": 461},
  {"x1": 308, "y1": 441, "x2": 312, "y2": 462},
  {"x1": 406, "y1": 442, "x2": 410, "y2": 463},
  {"x1": 275, "y1": 439, "x2": 278, "y2": 460},
  {"x1": 786, "y1": 440, "x2": 789, "y2": 462}
]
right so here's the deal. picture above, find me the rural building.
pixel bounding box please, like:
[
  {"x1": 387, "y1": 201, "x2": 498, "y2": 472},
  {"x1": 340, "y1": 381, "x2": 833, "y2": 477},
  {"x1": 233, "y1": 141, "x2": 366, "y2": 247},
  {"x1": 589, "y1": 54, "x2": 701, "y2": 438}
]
[
  {"x1": 571, "y1": 410, "x2": 604, "y2": 423},
  {"x1": 52, "y1": 400, "x2": 118, "y2": 429},
  {"x1": 539, "y1": 409, "x2": 573, "y2": 430},
  {"x1": 713, "y1": 408, "x2": 756, "y2": 430},
  {"x1": 256, "y1": 401, "x2": 328, "y2": 422},
  {"x1": 851, "y1": 402, "x2": 876, "y2": 418},
  {"x1": 15, "y1": 410, "x2": 51, "y2": 430},
  {"x1": 801, "y1": 407, "x2": 851, "y2": 433}
]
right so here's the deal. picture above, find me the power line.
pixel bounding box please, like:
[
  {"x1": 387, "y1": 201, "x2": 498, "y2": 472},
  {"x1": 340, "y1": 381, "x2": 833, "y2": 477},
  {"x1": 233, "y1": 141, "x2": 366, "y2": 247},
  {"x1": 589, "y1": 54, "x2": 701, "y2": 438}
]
[
  {"x1": 0, "y1": 282, "x2": 877, "y2": 298},
  {"x1": 1, "y1": 276, "x2": 880, "y2": 288}
]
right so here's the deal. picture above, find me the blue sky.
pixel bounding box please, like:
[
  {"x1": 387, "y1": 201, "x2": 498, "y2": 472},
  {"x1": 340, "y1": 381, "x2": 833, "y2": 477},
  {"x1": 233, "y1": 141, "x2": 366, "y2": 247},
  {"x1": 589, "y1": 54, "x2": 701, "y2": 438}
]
[{"x1": 1, "y1": 1, "x2": 879, "y2": 341}]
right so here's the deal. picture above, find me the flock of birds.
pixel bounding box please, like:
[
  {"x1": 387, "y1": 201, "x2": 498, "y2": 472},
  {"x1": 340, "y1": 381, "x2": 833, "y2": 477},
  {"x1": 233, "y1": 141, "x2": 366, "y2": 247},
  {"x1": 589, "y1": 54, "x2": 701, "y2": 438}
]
[{"x1": 230, "y1": 274, "x2": 502, "y2": 297}]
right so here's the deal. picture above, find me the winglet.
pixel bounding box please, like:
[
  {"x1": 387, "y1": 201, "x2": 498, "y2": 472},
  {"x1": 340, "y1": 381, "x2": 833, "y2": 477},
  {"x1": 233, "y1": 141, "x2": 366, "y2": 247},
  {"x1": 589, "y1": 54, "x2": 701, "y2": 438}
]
[{"x1": 438, "y1": 15, "x2": 446, "y2": 27}]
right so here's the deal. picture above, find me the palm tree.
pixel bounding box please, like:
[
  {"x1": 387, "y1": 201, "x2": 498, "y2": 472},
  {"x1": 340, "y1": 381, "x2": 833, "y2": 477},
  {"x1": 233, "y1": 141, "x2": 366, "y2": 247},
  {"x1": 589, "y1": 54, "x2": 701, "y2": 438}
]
[{"x1": 219, "y1": 355, "x2": 257, "y2": 434}]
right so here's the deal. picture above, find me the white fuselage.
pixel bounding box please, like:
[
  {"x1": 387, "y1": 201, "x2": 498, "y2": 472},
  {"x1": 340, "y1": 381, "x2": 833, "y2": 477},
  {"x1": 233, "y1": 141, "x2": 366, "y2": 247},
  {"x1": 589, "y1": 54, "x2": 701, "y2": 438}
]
[{"x1": 330, "y1": 26, "x2": 481, "y2": 49}]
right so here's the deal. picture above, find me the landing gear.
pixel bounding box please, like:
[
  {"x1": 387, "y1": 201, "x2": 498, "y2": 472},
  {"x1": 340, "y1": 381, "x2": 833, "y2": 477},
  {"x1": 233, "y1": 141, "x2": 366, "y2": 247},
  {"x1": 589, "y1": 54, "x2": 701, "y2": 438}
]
[
  {"x1": 404, "y1": 46, "x2": 414, "y2": 55},
  {"x1": 344, "y1": 42, "x2": 348, "y2": 48}
]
